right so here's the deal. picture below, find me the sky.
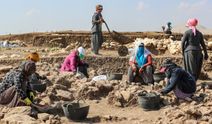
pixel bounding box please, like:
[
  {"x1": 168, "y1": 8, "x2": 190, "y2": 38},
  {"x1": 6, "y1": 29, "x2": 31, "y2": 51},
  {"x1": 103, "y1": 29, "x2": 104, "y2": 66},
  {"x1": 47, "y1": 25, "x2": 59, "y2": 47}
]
[{"x1": 0, "y1": 0, "x2": 212, "y2": 34}]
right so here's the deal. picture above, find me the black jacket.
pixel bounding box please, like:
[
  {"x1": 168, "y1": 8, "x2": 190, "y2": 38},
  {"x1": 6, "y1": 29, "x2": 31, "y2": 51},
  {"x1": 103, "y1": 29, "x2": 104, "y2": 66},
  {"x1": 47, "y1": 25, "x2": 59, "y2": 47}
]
[
  {"x1": 181, "y1": 29, "x2": 207, "y2": 54},
  {"x1": 162, "y1": 67, "x2": 196, "y2": 94}
]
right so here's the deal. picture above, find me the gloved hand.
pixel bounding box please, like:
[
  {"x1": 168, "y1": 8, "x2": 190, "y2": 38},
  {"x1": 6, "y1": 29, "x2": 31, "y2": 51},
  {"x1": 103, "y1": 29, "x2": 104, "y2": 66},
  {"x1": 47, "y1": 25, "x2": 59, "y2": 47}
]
[
  {"x1": 204, "y1": 54, "x2": 208, "y2": 60},
  {"x1": 29, "y1": 92, "x2": 35, "y2": 101},
  {"x1": 23, "y1": 97, "x2": 32, "y2": 106}
]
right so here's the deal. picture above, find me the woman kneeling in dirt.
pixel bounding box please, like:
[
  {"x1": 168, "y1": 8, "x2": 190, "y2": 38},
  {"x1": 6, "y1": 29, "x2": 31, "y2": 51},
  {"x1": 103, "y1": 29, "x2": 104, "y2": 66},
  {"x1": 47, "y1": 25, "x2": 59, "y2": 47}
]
[
  {"x1": 20, "y1": 52, "x2": 48, "y2": 88},
  {"x1": 17, "y1": 52, "x2": 48, "y2": 94},
  {"x1": 128, "y1": 43, "x2": 154, "y2": 84},
  {"x1": 60, "y1": 47, "x2": 89, "y2": 78},
  {"x1": 159, "y1": 59, "x2": 196, "y2": 100},
  {"x1": 0, "y1": 61, "x2": 36, "y2": 107}
]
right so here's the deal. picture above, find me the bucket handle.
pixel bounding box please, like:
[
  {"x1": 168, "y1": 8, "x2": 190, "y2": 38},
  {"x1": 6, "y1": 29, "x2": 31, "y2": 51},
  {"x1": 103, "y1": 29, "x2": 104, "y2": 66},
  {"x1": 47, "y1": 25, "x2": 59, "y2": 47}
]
[
  {"x1": 141, "y1": 90, "x2": 148, "y2": 94},
  {"x1": 138, "y1": 90, "x2": 148, "y2": 96},
  {"x1": 149, "y1": 91, "x2": 159, "y2": 96},
  {"x1": 77, "y1": 97, "x2": 86, "y2": 104}
]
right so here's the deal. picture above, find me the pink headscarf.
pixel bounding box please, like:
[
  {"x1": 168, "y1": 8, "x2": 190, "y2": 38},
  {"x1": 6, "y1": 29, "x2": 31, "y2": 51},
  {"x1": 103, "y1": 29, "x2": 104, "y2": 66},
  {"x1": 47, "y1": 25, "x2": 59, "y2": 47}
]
[{"x1": 186, "y1": 18, "x2": 198, "y2": 36}]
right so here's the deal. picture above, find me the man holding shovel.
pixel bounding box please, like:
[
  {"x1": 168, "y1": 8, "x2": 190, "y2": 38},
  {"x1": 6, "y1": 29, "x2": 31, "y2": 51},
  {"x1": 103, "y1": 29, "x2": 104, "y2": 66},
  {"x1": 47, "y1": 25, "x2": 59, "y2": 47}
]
[{"x1": 91, "y1": 4, "x2": 105, "y2": 55}]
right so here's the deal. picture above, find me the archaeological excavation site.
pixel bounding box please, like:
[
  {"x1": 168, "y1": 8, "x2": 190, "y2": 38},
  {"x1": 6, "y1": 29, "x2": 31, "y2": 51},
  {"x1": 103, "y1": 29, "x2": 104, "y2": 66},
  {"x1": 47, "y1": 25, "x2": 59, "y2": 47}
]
[{"x1": 0, "y1": 31, "x2": 212, "y2": 124}]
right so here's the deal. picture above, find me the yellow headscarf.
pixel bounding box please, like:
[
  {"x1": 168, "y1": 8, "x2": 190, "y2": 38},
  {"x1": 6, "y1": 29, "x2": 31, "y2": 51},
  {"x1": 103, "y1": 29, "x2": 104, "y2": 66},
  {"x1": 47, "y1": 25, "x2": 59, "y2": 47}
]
[{"x1": 26, "y1": 52, "x2": 40, "y2": 62}]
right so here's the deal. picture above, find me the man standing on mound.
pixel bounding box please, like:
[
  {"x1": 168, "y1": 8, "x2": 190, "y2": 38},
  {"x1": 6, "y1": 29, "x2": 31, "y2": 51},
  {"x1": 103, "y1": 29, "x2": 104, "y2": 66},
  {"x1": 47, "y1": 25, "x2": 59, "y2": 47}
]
[{"x1": 91, "y1": 4, "x2": 105, "y2": 55}]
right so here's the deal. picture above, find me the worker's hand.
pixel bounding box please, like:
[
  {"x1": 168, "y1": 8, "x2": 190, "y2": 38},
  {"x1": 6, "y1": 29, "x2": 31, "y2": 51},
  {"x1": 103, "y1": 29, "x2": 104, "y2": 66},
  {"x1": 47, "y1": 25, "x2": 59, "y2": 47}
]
[
  {"x1": 131, "y1": 64, "x2": 137, "y2": 72},
  {"x1": 204, "y1": 54, "x2": 208, "y2": 60},
  {"x1": 23, "y1": 97, "x2": 32, "y2": 106},
  {"x1": 72, "y1": 69, "x2": 77, "y2": 74},
  {"x1": 29, "y1": 92, "x2": 35, "y2": 101},
  {"x1": 159, "y1": 90, "x2": 166, "y2": 96},
  {"x1": 100, "y1": 18, "x2": 105, "y2": 23},
  {"x1": 139, "y1": 66, "x2": 144, "y2": 73},
  {"x1": 139, "y1": 68, "x2": 143, "y2": 74},
  {"x1": 164, "y1": 78, "x2": 169, "y2": 83}
]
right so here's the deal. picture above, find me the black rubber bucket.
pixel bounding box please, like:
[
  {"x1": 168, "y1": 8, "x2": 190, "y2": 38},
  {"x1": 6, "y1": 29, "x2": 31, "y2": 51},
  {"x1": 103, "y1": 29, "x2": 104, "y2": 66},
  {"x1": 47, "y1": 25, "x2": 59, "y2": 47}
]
[
  {"x1": 62, "y1": 101, "x2": 89, "y2": 121},
  {"x1": 30, "y1": 83, "x2": 47, "y2": 93},
  {"x1": 138, "y1": 91, "x2": 161, "y2": 111},
  {"x1": 107, "y1": 73, "x2": 123, "y2": 80},
  {"x1": 153, "y1": 72, "x2": 166, "y2": 83}
]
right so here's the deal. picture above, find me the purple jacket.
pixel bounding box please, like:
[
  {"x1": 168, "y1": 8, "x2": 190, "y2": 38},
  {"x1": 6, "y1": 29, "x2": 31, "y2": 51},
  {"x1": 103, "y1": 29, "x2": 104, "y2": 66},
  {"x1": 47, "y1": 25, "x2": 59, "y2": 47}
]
[{"x1": 60, "y1": 50, "x2": 83, "y2": 72}]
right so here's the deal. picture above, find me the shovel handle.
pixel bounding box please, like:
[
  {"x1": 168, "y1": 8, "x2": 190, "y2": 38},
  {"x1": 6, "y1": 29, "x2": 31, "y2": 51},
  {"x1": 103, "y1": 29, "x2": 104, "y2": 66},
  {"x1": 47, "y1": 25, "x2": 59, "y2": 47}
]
[{"x1": 104, "y1": 22, "x2": 112, "y2": 34}]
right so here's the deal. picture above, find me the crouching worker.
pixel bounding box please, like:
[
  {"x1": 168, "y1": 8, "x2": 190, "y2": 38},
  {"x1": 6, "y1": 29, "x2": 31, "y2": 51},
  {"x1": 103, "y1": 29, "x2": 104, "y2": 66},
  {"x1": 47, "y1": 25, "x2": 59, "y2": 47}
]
[
  {"x1": 19, "y1": 52, "x2": 48, "y2": 93},
  {"x1": 60, "y1": 47, "x2": 89, "y2": 78},
  {"x1": 128, "y1": 43, "x2": 154, "y2": 84},
  {"x1": 159, "y1": 59, "x2": 196, "y2": 100},
  {"x1": 0, "y1": 61, "x2": 36, "y2": 107},
  {"x1": 23, "y1": 52, "x2": 47, "y2": 83}
]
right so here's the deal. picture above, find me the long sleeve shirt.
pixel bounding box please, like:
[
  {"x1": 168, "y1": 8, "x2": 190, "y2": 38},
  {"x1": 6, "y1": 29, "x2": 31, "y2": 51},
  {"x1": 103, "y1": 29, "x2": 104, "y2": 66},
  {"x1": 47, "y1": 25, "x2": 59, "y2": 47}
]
[
  {"x1": 162, "y1": 68, "x2": 196, "y2": 94},
  {"x1": 181, "y1": 29, "x2": 207, "y2": 55},
  {"x1": 60, "y1": 50, "x2": 83, "y2": 72},
  {"x1": 91, "y1": 12, "x2": 103, "y2": 33},
  {"x1": 0, "y1": 70, "x2": 31, "y2": 99}
]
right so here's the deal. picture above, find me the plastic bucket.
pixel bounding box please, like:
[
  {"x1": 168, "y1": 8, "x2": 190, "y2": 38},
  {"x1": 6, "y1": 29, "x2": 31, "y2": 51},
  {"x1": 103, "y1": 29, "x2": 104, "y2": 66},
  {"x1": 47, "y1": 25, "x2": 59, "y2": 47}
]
[
  {"x1": 62, "y1": 102, "x2": 89, "y2": 120},
  {"x1": 30, "y1": 83, "x2": 47, "y2": 93},
  {"x1": 107, "y1": 73, "x2": 123, "y2": 80},
  {"x1": 153, "y1": 72, "x2": 166, "y2": 83},
  {"x1": 138, "y1": 91, "x2": 161, "y2": 111}
]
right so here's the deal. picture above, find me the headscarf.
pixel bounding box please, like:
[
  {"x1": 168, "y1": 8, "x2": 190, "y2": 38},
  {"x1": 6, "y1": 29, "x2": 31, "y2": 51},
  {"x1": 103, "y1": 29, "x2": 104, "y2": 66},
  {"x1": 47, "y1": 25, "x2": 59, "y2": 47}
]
[
  {"x1": 26, "y1": 52, "x2": 40, "y2": 62},
  {"x1": 77, "y1": 47, "x2": 85, "y2": 60},
  {"x1": 19, "y1": 60, "x2": 36, "y2": 76},
  {"x1": 167, "y1": 22, "x2": 171, "y2": 27},
  {"x1": 160, "y1": 58, "x2": 178, "y2": 78},
  {"x1": 186, "y1": 18, "x2": 198, "y2": 36},
  {"x1": 135, "y1": 43, "x2": 149, "y2": 68}
]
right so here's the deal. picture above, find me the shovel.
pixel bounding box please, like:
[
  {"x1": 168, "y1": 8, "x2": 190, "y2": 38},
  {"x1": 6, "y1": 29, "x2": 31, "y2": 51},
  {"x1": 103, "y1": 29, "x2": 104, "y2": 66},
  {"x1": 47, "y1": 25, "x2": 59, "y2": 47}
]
[
  {"x1": 104, "y1": 21, "x2": 129, "y2": 56},
  {"x1": 104, "y1": 22, "x2": 112, "y2": 35}
]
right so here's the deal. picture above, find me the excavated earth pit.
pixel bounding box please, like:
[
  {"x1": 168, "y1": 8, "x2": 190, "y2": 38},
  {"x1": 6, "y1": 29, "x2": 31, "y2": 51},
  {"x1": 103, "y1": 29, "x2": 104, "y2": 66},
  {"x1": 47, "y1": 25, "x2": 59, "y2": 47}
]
[{"x1": 0, "y1": 31, "x2": 211, "y2": 124}]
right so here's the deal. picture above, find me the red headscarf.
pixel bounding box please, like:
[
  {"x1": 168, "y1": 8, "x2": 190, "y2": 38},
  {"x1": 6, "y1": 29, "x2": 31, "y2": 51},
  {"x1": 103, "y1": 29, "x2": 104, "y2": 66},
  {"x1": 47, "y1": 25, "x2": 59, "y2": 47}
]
[{"x1": 186, "y1": 18, "x2": 198, "y2": 36}]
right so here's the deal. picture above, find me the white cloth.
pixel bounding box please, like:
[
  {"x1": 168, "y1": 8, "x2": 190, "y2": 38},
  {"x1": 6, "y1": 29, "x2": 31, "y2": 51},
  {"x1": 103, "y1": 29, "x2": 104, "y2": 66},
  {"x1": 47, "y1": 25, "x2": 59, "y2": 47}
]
[
  {"x1": 92, "y1": 75, "x2": 107, "y2": 81},
  {"x1": 77, "y1": 47, "x2": 85, "y2": 56}
]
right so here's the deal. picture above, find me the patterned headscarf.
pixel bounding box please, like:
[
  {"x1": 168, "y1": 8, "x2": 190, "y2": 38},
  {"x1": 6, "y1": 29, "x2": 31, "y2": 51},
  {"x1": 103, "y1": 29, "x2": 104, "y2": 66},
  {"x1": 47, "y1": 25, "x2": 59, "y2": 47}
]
[
  {"x1": 186, "y1": 18, "x2": 198, "y2": 36},
  {"x1": 19, "y1": 60, "x2": 36, "y2": 75},
  {"x1": 160, "y1": 58, "x2": 178, "y2": 72}
]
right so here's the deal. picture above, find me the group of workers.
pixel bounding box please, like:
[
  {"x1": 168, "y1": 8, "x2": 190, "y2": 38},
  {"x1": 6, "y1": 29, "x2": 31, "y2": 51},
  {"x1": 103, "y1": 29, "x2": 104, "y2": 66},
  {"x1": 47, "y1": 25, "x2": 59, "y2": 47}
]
[
  {"x1": 0, "y1": 5, "x2": 208, "y2": 108},
  {"x1": 128, "y1": 18, "x2": 208, "y2": 100}
]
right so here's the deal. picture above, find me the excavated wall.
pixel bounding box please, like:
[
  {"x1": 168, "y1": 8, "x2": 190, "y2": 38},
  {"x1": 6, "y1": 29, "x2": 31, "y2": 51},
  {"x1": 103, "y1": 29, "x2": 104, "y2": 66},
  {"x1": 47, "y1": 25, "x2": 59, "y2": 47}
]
[{"x1": 1, "y1": 56, "x2": 211, "y2": 74}]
